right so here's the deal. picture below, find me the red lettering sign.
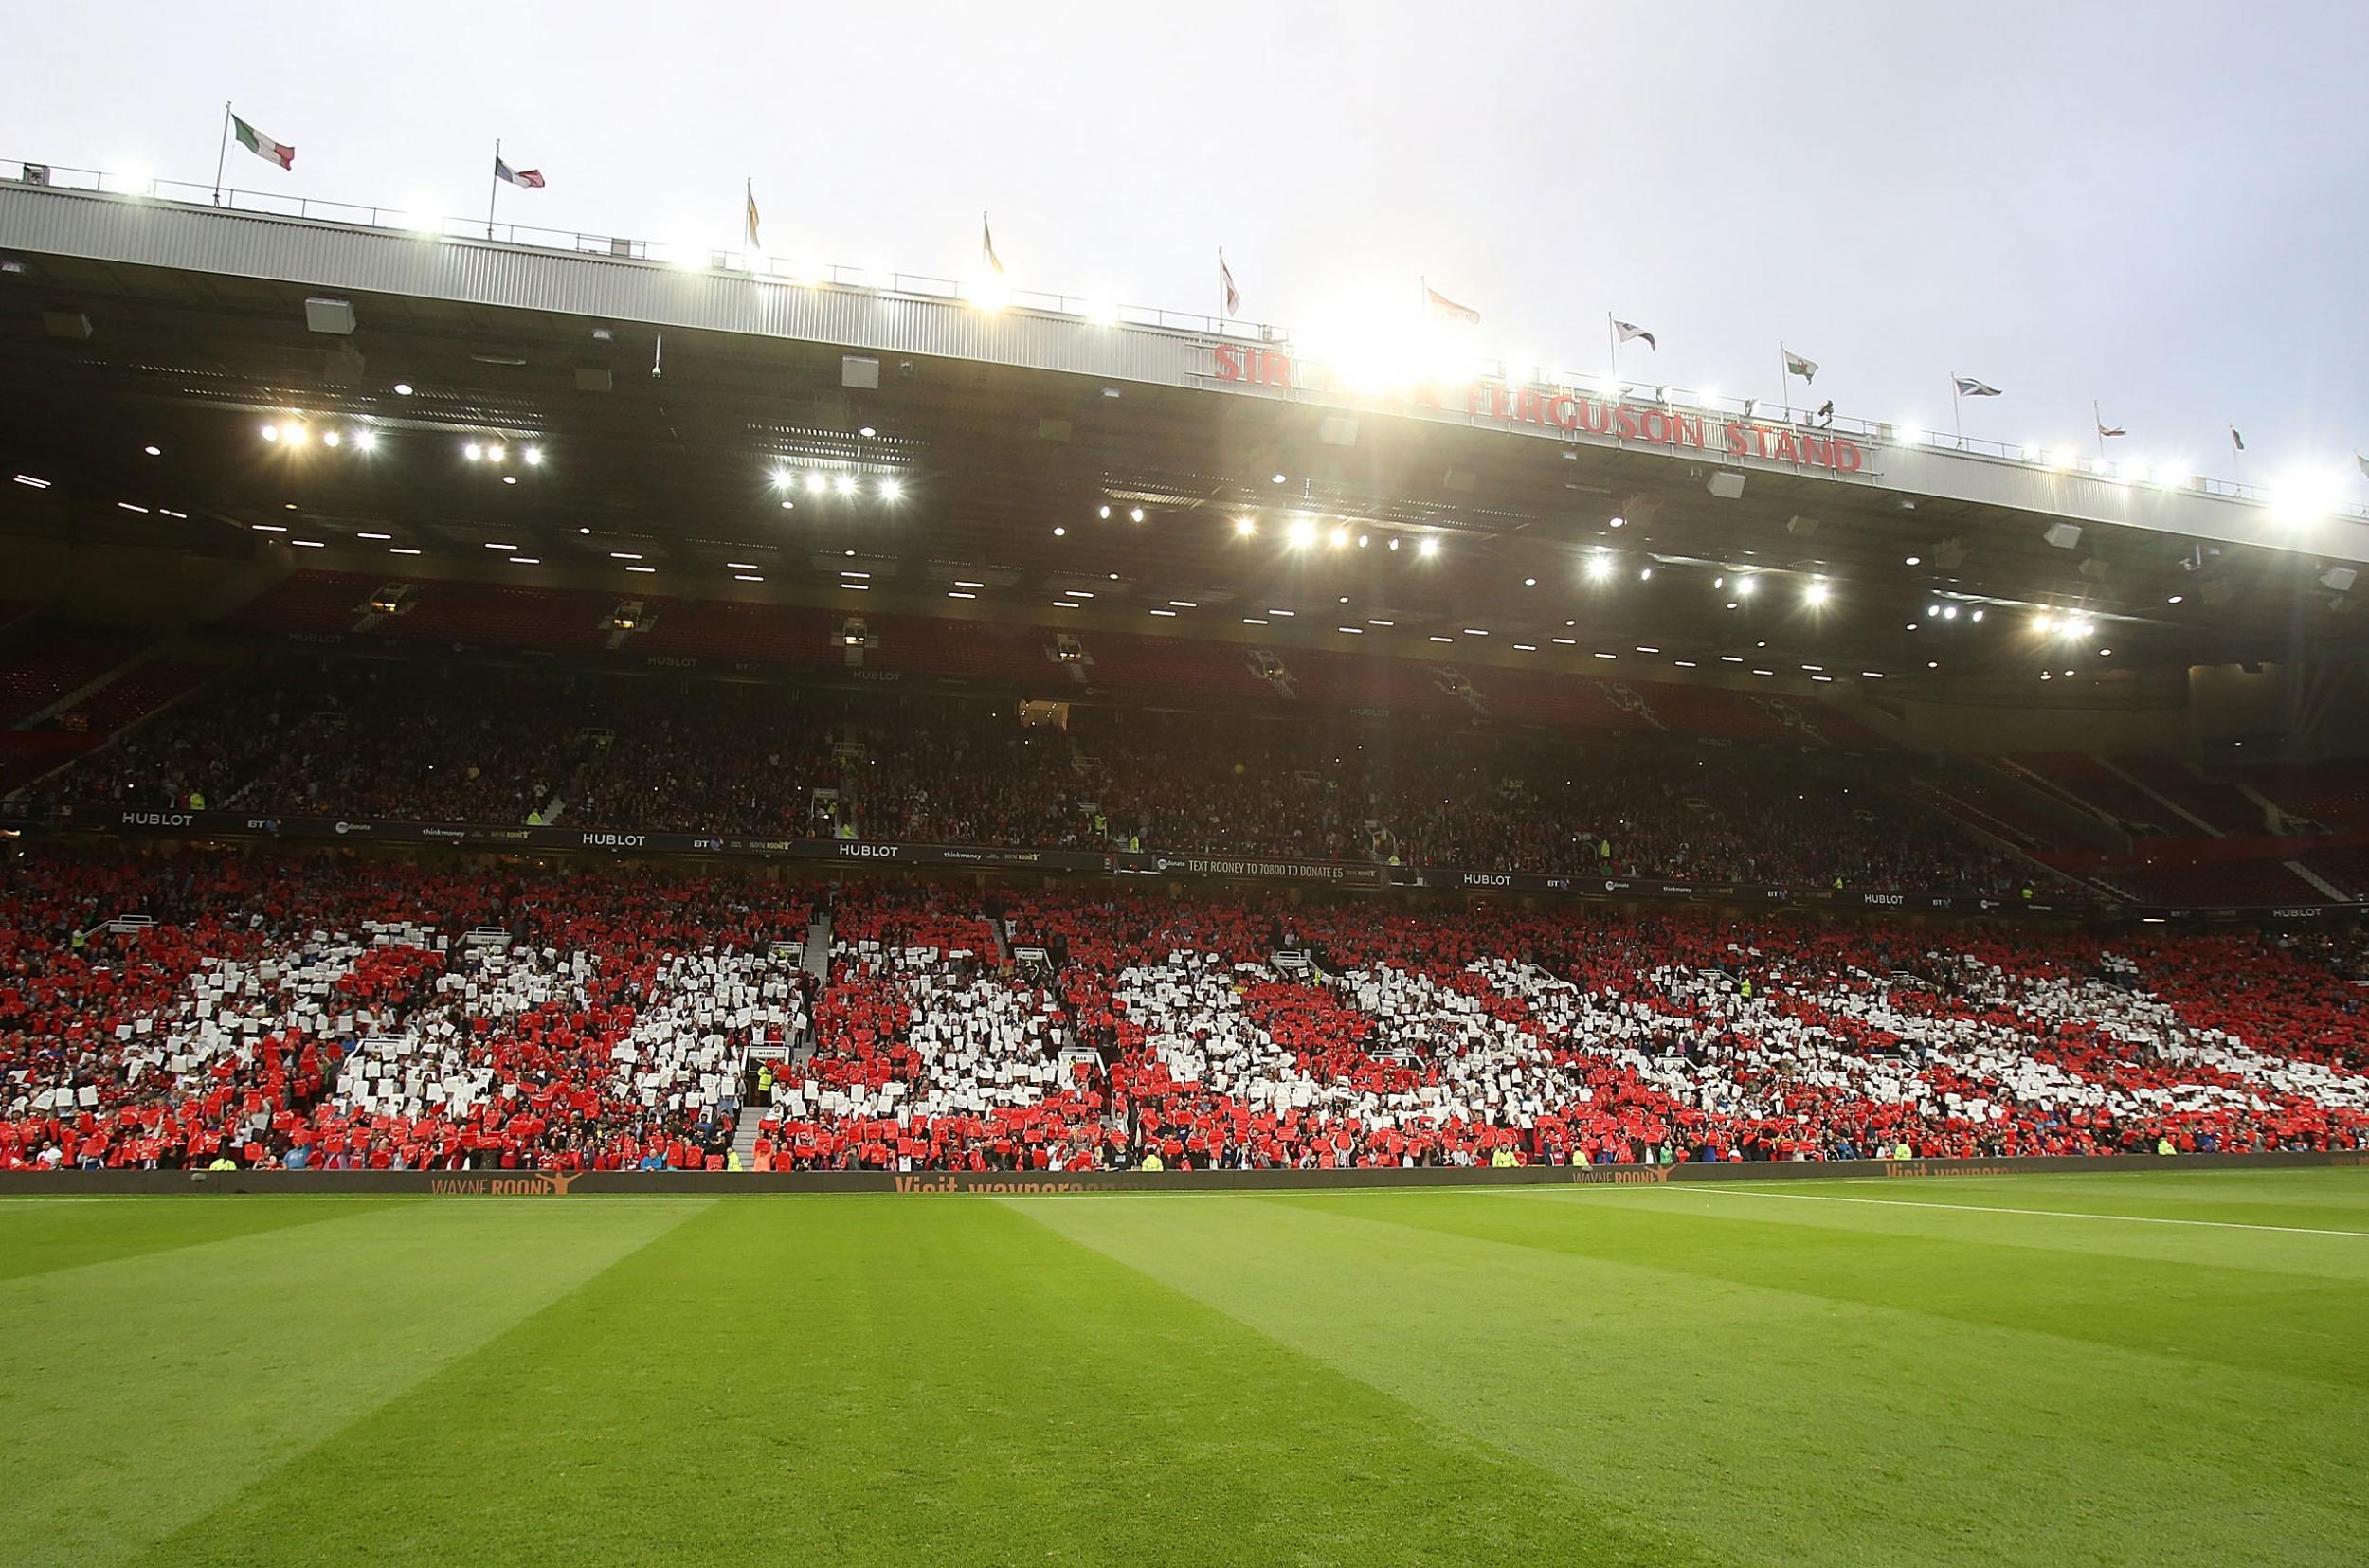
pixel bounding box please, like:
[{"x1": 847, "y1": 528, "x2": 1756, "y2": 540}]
[{"x1": 1203, "y1": 348, "x2": 1866, "y2": 475}]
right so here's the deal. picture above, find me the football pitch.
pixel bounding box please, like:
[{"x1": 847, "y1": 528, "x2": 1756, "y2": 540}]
[{"x1": 5, "y1": 1171, "x2": 2366, "y2": 1567}]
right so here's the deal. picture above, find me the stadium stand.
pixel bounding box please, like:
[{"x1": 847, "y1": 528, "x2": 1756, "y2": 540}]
[
  {"x1": 9, "y1": 852, "x2": 2360, "y2": 1173},
  {"x1": 1262, "y1": 644, "x2": 1489, "y2": 718},
  {"x1": 223, "y1": 572, "x2": 1892, "y2": 745},
  {"x1": 1999, "y1": 752, "x2": 2185, "y2": 835},
  {"x1": 0, "y1": 737, "x2": 102, "y2": 796},
  {"x1": 2097, "y1": 858, "x2": 2330, "y2": 908},
  {"x1": 867, "y1": 613, "x2": 1062, "y2": 685},
  {"x1": 37, "y1": 658, "x2": 588, "y2": 820},
  {"x1": 1907, "y1": 774, "x2": 2075, "y2": 853},
  {"x1": 2108, "y1": 754, "x2": 2266, "y2": 836},
  {"x1": 2295, "y1": 845, "x2": 2369, "y2": 901},
  {"x1": 383, "y1": 581, "x2": 619, "y2": 655},
  {"x1": 52, "y1": 659, "x2": 220, "y2": 737},
  {"x1": 222, "y1": 571, "x2": 379, "y2": 637},
  {"x1": 2251, "y1": 760, "x2": 2369, "y2": 832},
  {"x1": 19, "y1": 652, "x2": 2051, "y2": 893},
  {"x1": 0, "y1": 639, "x2": 141, "y2": 726},
  {"x1": 1065, "y1": 629, "x2": 1265, "y2": 702},
  {"x1": 635, "y1": 597, "x2": 836, "y2": 665}
]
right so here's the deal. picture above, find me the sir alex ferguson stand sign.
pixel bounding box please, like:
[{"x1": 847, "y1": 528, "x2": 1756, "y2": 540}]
[{"x1": 1211, "y1": 344, "x2": 1868, "y2": 478}]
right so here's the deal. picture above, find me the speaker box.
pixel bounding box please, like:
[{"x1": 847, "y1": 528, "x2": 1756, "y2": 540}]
[{"x1": 303, "y1": 297, "x2": 355, "y2": 335}]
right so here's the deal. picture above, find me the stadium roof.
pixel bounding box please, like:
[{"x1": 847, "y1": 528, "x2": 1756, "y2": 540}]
[{"x1": 3, "y1": 176, "x2": 2365, "y2": 695}]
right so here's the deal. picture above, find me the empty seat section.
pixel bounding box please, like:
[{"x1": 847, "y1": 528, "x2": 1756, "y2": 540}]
[
  {"x1": 1907, "y1": 774, "x2": 2071, "y2": 851},
  {"x1": 1463, "y1": 668, "x2": 1664, "y2": 735},
  {"x1": 2298, "y1": 845, "x2": 2369, "y2": 899},
  {"x1": 223, "y1": 570, "x2": 378, "y2": 634},
  {"x1": 60, "y1": 659, "x2": 219, "y2": 734},
  {"x1": 2002, "y1": 752, "x2": 2177, "y2": 833},
  {"x1": 2109, "y1": 754, "x2": 2264, "y2": 834},
  {"x1": 638, "y1": 598, "x2": 837, "y2": 667},
  {"x1": 2112, "y1": 858, "x2": 2325, "y2": 905},
  {"x1": 2251, "y1": 760, "x2": 2369, "y2": 832},
  {"x1": 0, "y1": 639, "x2": 138, "y2": 724},
  {"x1": 1070, "y1": 630, "x2": 1268, "y2": 701},
  {"x1": 866, "y1": 615, "x2": 1056, "y2": 683},
  {"x1": 1274, "y1": 646, "x2": 1474, "y2": 715},
  {"x1": 389, "y1": 582, "x2": 616, "y2": 653}
]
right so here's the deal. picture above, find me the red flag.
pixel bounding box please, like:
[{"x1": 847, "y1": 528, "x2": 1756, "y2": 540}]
[{"x1": 1424, "y1": 285, "x2": 1479, "y2": 325}]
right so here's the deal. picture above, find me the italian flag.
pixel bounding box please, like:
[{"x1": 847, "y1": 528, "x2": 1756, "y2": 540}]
[{"x1": 233, "y1": 115, "x2": 295, "y2": 171}]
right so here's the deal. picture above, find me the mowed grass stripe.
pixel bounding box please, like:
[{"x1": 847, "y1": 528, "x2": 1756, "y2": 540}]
[
  {"x1": 1029, "y1": 1186, "x2": 2369, "y2": 1567},
  {"x1": 1697, "y1": 1184, "x2": 2369, "y2": 1238},
  {"x1": 1271, "y1": 1181, "x2": 2369, "y2": 1390},
  {"x1": 1708, "y1": 1167, "x2": 2369, "y2": 1230},
  {"x1": 0, "y1": 1196, "x2": 400, "y2": 1283},
  {"x1": 1474, "y1": 1174, "x2": 2369, "y2": 1286},
  {"x1": 0, "y1": 1198, "x2": 711, "y2": 1568},
  {"x1": 126, "y1": 1197, "x2": 1722, "y2": 1568}
]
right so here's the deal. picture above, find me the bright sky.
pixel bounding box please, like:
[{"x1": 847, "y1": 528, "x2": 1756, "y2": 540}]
[{"x1": 9, "y1": 0, "x2": 2367, "y2": 488}]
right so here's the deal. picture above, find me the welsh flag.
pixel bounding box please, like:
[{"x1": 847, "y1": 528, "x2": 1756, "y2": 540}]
[
  {"x1": 1783, "y1": 347, "x2": 1817, "y2": 383},
  {"x1": 232, "y1": 115, "x2": 295, "y2": 171}
]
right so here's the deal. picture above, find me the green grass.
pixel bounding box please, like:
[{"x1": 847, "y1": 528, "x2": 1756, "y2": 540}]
[{"x1": 4, "y1": 1172, "x2": 2366, "y2": 1566}]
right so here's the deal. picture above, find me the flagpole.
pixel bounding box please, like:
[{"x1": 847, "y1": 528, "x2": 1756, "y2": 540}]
[
  {"x1": 1607, "y1": 313, "x2": 1618, "y2": 397},
  {"x1": 2094, "y1": 400, "x2": 2105, "y2": 462},
  {"x1": 1951, "y1": 376, "x2": 1963, "y2": 444},
  {"x1": 486, "y1": 139, "x2": 500, "y2": 240},
  {"x1": 1780, "y1": 343, "x2": 1792, "y2": 422},
  {"x1": 1218, "y1": 247, "x2": 1224, "y2": 322},
  {"x1": 212, "y1": 101, "x2": 231, "y2": 207}
]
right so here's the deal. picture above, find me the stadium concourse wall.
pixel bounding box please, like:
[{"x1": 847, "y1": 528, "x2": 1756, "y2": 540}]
[{"x1": 8, "y1": 1151, "x2": 2364, "y2": 1198}]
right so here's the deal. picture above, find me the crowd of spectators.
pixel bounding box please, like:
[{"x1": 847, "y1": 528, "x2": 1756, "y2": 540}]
[
  {"x1": 790, "y1": 882, "x2": 2369, "y2": 1171},
  {"x1": 0, "y1": 848, "x2": 806, "y2": 1171},
  {"x1": 44, "y1": 659, "x2": 575, "y2": 823},
  {"x1": 6, "y1": 850, "x2": 2364, "y2": 1175},
  {"x1": 17, "y1": 653, "x2": 2053, "y2": 898}
]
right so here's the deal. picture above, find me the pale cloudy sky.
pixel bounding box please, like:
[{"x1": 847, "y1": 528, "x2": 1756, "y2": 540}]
[{"x1": 9, "y1": 0, "x2": 2366, "y2": 484}]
